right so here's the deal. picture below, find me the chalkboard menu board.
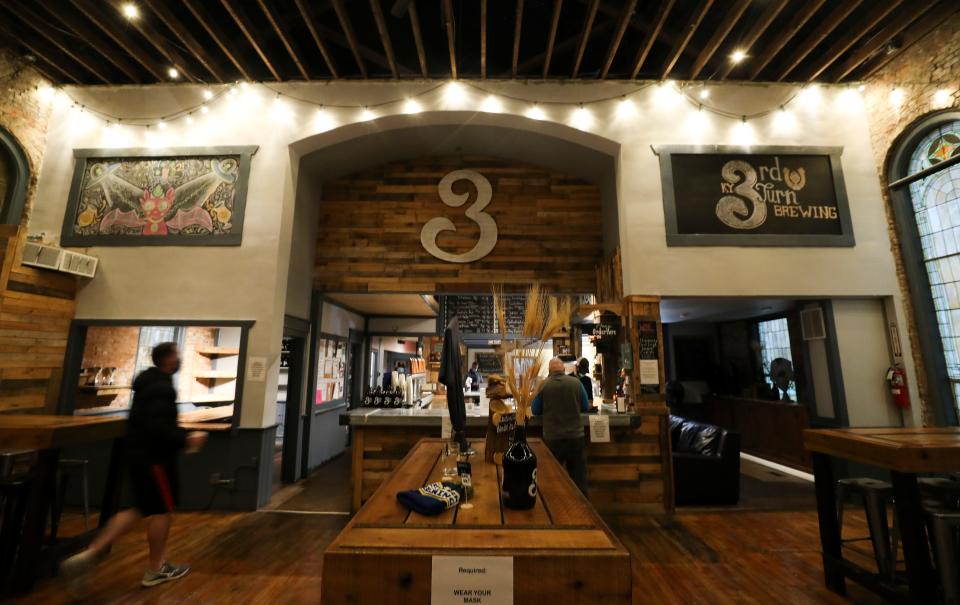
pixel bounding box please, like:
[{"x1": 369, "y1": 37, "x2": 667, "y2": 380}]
[
  {"x1": 655, "y1": 145, "x2": 854, "y2": 247},
  {"x1": 637, "y1": 320, "x2": 660, "y2": 395},
  {"x1": 440, "y1": 295, "x2": 526, "y2": 336},
  {"x1": 474, "y1": 352, "x2": 503, "y2": 375}
]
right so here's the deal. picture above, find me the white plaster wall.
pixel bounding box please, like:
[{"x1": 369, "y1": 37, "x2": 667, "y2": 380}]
[{"x1": 27, "y1": 80, "x2": 910, "y2": 428}]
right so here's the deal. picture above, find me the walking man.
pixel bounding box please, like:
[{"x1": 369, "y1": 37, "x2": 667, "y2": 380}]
[
  {"x1": 62, "y1": 342, "x2": 207, "y2": 594},
  {"x1": 532, "y1": 358, "x2": 590, "y2": 494}
]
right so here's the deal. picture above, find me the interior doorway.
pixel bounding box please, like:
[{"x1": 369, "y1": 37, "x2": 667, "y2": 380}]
[{"x1": 276, "y1": 316, "x2": 310, "y2": 487}]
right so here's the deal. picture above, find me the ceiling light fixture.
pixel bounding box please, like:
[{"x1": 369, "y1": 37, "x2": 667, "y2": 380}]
[
  {"x1": 730, "y1": 49, "x2": 747, "y2": 64},
  {"x1": 167, "y1": 67, "x2": 179, "y2": 79}
]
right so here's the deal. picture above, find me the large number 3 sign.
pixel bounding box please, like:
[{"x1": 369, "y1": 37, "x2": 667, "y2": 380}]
[{"x1": 420, "y1": 170, "x2": 498, "y2": 263}]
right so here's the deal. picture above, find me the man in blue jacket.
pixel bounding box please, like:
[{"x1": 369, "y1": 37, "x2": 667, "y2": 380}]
[
  {"x1": 62, "y1": 342, "x2": 207, "y2": 595},
  {"x1": 532, "y1": 358, "x2": 590, "y2": 494}
]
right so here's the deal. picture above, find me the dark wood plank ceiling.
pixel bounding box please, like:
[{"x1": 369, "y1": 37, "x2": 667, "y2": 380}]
[{"x1": 0, "y1": 0, "x2": 955, "y2": 85}]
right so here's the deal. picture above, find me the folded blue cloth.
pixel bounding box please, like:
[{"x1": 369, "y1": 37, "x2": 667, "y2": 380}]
[{"x1": 396, "y1": 481, "x2": 464, "y2": 516}]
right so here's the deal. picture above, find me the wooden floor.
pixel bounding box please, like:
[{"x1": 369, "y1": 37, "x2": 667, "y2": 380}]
[{"x1": 10, "y1": 452, "x2": 892, "y2": 604}]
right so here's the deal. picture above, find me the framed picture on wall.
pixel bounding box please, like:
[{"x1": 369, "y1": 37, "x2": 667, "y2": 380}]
[{"x1": 60, "y1": 146, "x2": 258, "y2": 247}]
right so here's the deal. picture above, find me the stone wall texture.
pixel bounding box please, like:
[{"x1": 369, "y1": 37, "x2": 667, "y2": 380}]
[
  {"x1": 0, "y1": 47, "x2": 52, "y2": 225},
  {"x1": 864, "y1": 12, "x2": 960, "y2": 426}
]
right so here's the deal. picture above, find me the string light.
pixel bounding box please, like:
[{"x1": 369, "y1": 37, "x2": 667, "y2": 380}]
[
  {"x1": 858, "y1": 84, "x2": 866, "y2": 93},
  {"x1": 571, "y1": 103, "x2": 592, "y2": 129},
  {"x1": 359, "y1": 107, "x2": 375, "y2": 121},
  {"x1": 699, "y1": 87, "x2": 710, "y2": 100},
  {"x1": 730, "y1": 49, "x2": 747, "y2": 64},
  {"x1": 526, "y1": 103, "x2": 545, "y2": 121},
  {"x1": 200, "y1": 105, "x2": 209, "y2": 114},
  {"x1": 403, "y1": 98, "x2": 422, "y2": 114},
  {"x1": 157, "y1": 119, "x2": 167, "y2": 130},
  {"x1": 202, "y1": 89, "x2": 214, "y2": 100},
  {"x1": 481, "y1": 95, "x2": 502, "y2": 113},
  {"x1": 185, "y1": 114, "x2": 194, "y2": 125},
  {"x1": 616, "y1": 96, "x2": 636, "y2": 119},
  {"x1": 444, "y1": 81, "x2": 466, "y2": 105},
  {"x1": 167, "y1": 67, "x2": 180, "y2": 80},
  {"x1": 933, "y1": 89, "x2": 952, "y2": 107},
  {"x1": 120, "y1": 3, "x2": 139, "y2": 20},
  {"x1": 890, "y1": 88, "x2": 905, "y2": 106}
]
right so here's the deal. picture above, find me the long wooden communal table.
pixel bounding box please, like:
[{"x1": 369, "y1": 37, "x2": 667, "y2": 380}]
[
  {"x1": 805, "y1": 427, "x2": 960, "y2": 604},
  {"x1": 342, "y1": 406, "x2": 672, "y2": 515},
  {"x1": 0, "y1": 415, "x2": 127, "y2": 594},
  {"x1": 322, "y1": 438, "x2": 632, "y2": 604}
]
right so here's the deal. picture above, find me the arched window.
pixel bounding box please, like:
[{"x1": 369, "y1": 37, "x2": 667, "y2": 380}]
[
  {"x1": 888, "y1": 111, "x2": 960, "y2": 425},
  {"x1": 0, "y1": 127, "x2": 29, "y2": 225}
]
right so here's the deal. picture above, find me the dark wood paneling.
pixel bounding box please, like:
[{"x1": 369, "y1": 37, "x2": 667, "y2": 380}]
[
  {"x1": 707, "y1": 395, "x2": 812, "y2": 470},
  {"x1": 315, "y1": 156, "x2": 603, "y2": 294}
]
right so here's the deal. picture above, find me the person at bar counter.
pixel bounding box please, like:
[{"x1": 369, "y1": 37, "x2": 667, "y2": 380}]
[
  {"x1": 571, "y1": 358, "x2": 594, "y2": 401},
  {"x1": 466, "y1": 361, "x2": 481, "y2": 391},
  {"x1": 61, "y1": 342, "x2": 208, "y2": 595},
  {"x1": 532, "y1": 358, "x2": 591, "y2": 494}
]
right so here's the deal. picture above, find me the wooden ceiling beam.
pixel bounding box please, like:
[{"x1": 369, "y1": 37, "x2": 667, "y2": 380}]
[
  {"x1": 571, "y1": 0, "x2": 599, "y2": 78},
  {"x1": 630, "y1": 0, "x2": 675, "y2": 79},
  {"x1": 857, "y1": 0, "x2": 960, "y2": 81},
  {"x1": 512, "y1": 0, "x2": 524, "y2": 77},
  {"x1": 442, "y1": 0, "x2": 457, "y2": 79},
  {"x1": 316, "y1": 23, "x2": 413, "y2": 77},
  {"x1": 180, "y1": 0, "x2": 252, "y2": 81},
  {"x1": 543, "y1": 0, "x2": 562, "y2": 78},
  {"x1": 747, "y1": 0, "x2": 825, "y2": 80},
  {"x1": 517, "y1": 19, "x2": 614, "y2": 74},
  {"x1": 802, "y1": 0, "x2": 901, "y2": 82},
  {"x1": 717, "y1": 0, "x2": 787, "y2": 79},
  {"x1": 408, "y1": 0, "x2": 428, "y2": 77},
  {"x1": 369, "y1": 0, "x2": 399, "y2": 78},
  {"x1": 599, "y1": 0, "x2": 637, "y2": 79},
  {"x1": 255, "y1": 0, "x2": 310, "y2": 80},
  {"x1": 6, "y1": 2, "x2": 112, "y2": 84},
  {"x1": 219, "y1": 0, "x2": 281, "y2": 80},
  {"x1": 38, "y1": 2, "x2": 144, "y2": 83},
  {"x1": 331, "y1": 0, "x2": 368, "y2": 78},
  {"x1": 660, "y1": 0, "x2": 714, "y2": 79},
  {"x1": 142, "y1": 0, "x2": 227, "y2": 82},
  {"x1": 0, "y1": 20, "x2": 81, "y2": 84},
  {"x1": 688, "y1": 0, "x2": 750, "y2": 80},
  {"x1": 773, "y1": 0, "x2": 865, "y2": 82},
  {"x1": 480, "y1": 0, "x2": 487, "y2": 78},
  {"x1": 293, "y1": 0, "x2": 339, "y2": 78},
  {"x1": 66, "y1": 0, "x2": 168, "y2": 82},
  {"x1": 831, "y1": 0, "x2": 938, "y2": 82}
]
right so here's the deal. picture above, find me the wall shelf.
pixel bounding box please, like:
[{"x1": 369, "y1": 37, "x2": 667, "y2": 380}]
[
  {"x1": 196, "y1": 347, "x2": 240, "y2": 357},
  {"x1": 190, "y1": 393, "x2": 236, "y2": 404},
  {"x1": 194, "y1": 371, "x2": 237, "y2": 380}
]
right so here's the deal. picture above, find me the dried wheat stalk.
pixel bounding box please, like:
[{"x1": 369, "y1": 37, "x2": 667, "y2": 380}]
[{"x1": 493, "y1": 284, "x2": 573, "y2": 425}]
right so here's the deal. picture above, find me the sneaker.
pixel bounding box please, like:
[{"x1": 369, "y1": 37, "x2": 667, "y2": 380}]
[
  {"x1": 60, "y1": 549, "x2": 98, "y2": 598},
  {"x1": 142, "y1": 562, "x2": 190, "y2": 587}
]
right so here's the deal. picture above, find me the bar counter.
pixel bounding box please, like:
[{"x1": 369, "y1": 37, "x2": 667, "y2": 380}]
[{"x1": 341, "y1": 404, "x2": 672, "y2": 514}]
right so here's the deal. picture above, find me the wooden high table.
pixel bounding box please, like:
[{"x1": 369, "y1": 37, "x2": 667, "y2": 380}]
[
  {"x1": 805, "y1": 427, "x2": 960, "y2": 604},
  {"x1": 0, "y1": 415, "x2": 127, "y2": 594},
  {"x1": 322, "y1": 438, "x2": 632, "y2": 604}
]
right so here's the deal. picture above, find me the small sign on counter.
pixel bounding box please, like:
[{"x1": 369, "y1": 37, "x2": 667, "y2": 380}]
[
  {"x1": 588, "y1": 414, "x2": 611, "y2": 443},
  {"x1": 431, "y1": 556, "x2": 513, "y2": 605}
]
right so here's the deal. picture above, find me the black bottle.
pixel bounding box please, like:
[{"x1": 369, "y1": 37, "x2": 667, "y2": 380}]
[{"x1": 501, "y1": 425, "x2": 538, "y2": 509}]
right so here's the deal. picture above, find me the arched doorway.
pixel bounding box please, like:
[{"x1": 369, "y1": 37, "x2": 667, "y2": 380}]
[{"x1": 0, "y1": 126, "x2": 30, "y2": 224}]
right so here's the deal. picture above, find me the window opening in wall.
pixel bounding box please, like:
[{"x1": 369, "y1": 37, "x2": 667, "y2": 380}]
[
  {"x1": 133, "y1": 326, "x2": 182, "y2": 378},
  {"x1": 757, "y1": 317, "x2": 796, "y2": 401},
  {"x1": 904, "y1": 119, "x2": 960, "y2": 418}
]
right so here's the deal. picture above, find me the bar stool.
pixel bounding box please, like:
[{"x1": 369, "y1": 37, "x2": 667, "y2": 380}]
[
  {"x1": 920, "y1": 476, "x2": 960, "y2": 510},
  {"x1": 836, "y1": 477, "x2": 899, "y2": 578},
  {"x1": 925, "y1": 504, "x2": 960, "y2": 605},
  {"x1": 0, "y1": 477, "x2": 32, "y2": 593},
  {"x1": 50, "y1": 459, "x2": 90, "y2": 541}
]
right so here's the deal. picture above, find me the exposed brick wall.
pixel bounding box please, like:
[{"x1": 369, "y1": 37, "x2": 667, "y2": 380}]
[
  {"x1": 0, "y1": 47, "x2": 52, "y2": 225},
  {"x1": 863, "y1": 12, "x2": 960, "y2": 426},
  {"x1": 80, "y1": 326, "x2": 139, "y2": 409}
]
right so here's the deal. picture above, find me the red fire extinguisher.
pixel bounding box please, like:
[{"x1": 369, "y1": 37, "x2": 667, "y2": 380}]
[{"x1": 886, "y1": 364, "x2": 910, "y2": 409}]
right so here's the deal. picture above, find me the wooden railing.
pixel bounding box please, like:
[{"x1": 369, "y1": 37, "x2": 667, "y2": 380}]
[{"x1": 705, "y1": 395, "x2": 812, "y2": 470}]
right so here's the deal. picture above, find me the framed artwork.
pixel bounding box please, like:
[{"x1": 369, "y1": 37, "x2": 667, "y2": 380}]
[
  {"x1": 654, "y1": 145, "x2": 854, "y2": 247},
  {"x1": 60, "y1": 146, "x2": 258, "y2": 246}
]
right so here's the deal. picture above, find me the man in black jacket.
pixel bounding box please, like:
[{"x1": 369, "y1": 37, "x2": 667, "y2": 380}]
[{"x1": 62, "y1": 342, "x2": 207, "y2": 594}]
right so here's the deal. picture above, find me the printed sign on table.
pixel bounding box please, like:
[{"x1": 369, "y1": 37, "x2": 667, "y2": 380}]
[{"x1": 431, "y1": 556, "x2": 513, "y2": 605}]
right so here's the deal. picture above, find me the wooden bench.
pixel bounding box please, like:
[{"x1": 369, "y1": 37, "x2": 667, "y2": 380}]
[{"x1": 322, "y1": 437, "x2": 631, "y2": 604}]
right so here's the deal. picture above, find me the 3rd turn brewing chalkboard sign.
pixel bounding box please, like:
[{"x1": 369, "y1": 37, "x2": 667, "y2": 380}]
[{"x1": 655, "y1": 146, "x2": 854, "y2": 247}]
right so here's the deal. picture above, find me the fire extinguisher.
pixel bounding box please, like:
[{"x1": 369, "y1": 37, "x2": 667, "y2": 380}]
[{"x1": 886, "y1": 364, "x2": 910, "y2": 409}]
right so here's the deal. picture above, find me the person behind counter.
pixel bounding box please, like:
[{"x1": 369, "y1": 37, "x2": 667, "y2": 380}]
[
  {"x1": 571, "y1": 358, "x2": 594, "y2": 402},
  {"x1": 61, "y1": 342, "x2": 208, "y2": 595},
  {"x1": 466, "y1": 361, "x2": 481, "y2": 392},
  {"x1": 532, "y1": 358, "x2": 590, "y2": 494}
]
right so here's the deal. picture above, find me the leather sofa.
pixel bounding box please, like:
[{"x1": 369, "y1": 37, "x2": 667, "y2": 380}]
[{"x1": 669, "y1": 415, "x2": 741, "y2": 506}]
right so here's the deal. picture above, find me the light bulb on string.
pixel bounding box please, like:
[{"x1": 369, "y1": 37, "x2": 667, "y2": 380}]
[
  {"x1": 359, "y1": 107, "x2": 375, "y2": 122},
  {"x1": 699, "y1": 87, "x2": 710, "y2": 100},
  {"x1": 731, "y1": 116, "x2": 754, "y2": 148},
  {"x1": 185, "y1": 114, "x2": 194, "y2": 125},
  {"x1": 157, "y1": 119, "x2": 167, "y2": 130},
  {"x1": 571, "y1": 103, "x2": 592, "y2": 130},
  {"x1": 933, "y1": 89, "x2": 952, "y2": 107},
  {"x1": 314, "y1": 107, "x2": 337, "y2": 132},
  {"x1": 200, "y1": 105, "x2": 209, "y2": 114},
  {"x1": 481, "y1": 95, "x2": 503, "y2": 113},
  {"x1": 773, "y1": 105, "x2": 796, "y2": 133},
  {"x1": 403, "y1": 98, "x2": 422, "y2": 114},
  {"x1": 202, "y1": 89, "x2": 214, "y2": 100},
  {"x1": 444, "y1": 81, "x2": 466, "y2": 106},
  {"x1": 526, "y1": 103, "x2": 546, "y2": 121},
  {"x1": 889, "y1": 88, "x2": 905, "y2": 106},
  {"x1": 616, "y1": 96, "x2": 637, "y2": 119}
]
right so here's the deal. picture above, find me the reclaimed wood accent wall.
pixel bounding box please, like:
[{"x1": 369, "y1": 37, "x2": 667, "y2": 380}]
[
  {"x1": 315, "y1": 156, "x2": 603, "y2": 294},
  {"x1": 0, "y1": 226, "x2": 76, "y2": 412}
]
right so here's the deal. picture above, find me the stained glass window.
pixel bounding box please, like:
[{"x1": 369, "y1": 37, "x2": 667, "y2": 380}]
[{"x1": 907, "y1": 120, "x2": 960, "y2": 416}]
